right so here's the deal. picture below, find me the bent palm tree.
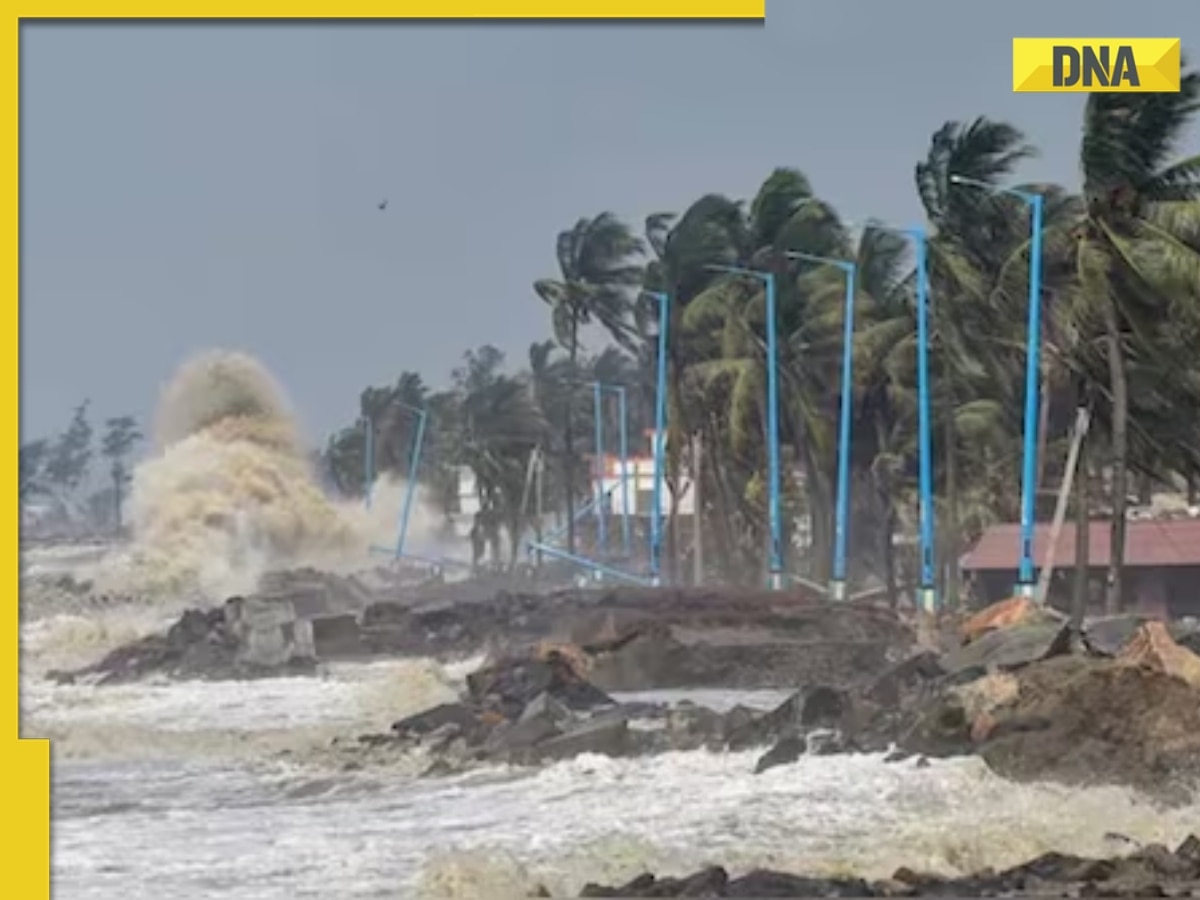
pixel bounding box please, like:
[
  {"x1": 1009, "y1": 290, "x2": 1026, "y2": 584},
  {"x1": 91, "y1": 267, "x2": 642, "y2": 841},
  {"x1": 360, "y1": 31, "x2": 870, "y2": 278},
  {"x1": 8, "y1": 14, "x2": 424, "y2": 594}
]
[
  {"x1": 534, "y1": 213, "x2": 644, "y2": 554},
  {"x1": 1074, "y1": 61, "x2": 1200, "y2": 610}
]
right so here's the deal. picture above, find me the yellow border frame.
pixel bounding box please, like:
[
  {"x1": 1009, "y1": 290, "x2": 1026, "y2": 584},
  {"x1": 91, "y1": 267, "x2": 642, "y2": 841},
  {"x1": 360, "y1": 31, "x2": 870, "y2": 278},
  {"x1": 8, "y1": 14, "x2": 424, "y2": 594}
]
[{"x1": 8, "y1": 5, "x2": 764, "y2": 895}]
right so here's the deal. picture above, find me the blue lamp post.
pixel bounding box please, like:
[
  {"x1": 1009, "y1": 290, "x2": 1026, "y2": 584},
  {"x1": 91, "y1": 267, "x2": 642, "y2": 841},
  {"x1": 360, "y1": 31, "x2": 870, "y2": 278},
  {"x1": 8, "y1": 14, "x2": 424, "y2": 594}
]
[
  {"x1": 784, "y1": 250, "x2": 857, "y2": 601},
  {"x1": 912, "y1": 227, "x2": 937, "y2": 615},
  {"x1": 391, "y1": 400, "x2": 429, "y2": 563},
  {"x1": 705, "y1": 264, "x2": 784, "y2": 591},
  {"x1": 949, "y1": 174, "x2": 1044, "y2": 597},
  {"x1": 641, "y1": 290, "x2": 671, "y2": 587}
]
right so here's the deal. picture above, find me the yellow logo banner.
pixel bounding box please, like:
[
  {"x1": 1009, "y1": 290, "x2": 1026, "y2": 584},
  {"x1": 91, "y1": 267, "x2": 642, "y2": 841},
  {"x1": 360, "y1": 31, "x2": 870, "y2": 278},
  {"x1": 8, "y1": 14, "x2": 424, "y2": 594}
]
[{"x1": 1012, "y1": 38, "x2": 1181, "y2": 93}]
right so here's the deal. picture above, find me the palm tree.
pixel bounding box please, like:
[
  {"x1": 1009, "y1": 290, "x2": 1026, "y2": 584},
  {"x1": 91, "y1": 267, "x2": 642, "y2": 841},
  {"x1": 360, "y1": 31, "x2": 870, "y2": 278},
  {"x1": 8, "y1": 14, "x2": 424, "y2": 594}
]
[
  {"x1": 681, "y1": 169, "x2": 849, "y2": 582},
  {"x1": 359, "y1": 370, "x2": 430, "y2": 479},
  {"x1": 1073, "y1": 61, "x2": 1200, "y2": 610},
  {"x1": 642, "y1": 197, "x2": 745, "y2": 578},
  {"x1": 451, "y1": 346, "x2": 545, "y2": 567},
  {"x1": 534, "y1": 213, "x2": 644, "y2": 554}
]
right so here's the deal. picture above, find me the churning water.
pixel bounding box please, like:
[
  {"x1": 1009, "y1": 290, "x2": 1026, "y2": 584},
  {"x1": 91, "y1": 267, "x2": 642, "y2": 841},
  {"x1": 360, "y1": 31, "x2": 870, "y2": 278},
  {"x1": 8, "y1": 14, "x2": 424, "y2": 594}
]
[{"x1": 29, "y1": 656, "x2": 1200, "y2": 900}]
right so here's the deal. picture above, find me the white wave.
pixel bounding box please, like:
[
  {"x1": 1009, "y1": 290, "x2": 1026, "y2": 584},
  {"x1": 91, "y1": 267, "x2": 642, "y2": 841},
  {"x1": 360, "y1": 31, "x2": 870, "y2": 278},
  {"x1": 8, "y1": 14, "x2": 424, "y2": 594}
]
[{"x1": 51, "y1": 747, "x2": 1200, "y2": 900}]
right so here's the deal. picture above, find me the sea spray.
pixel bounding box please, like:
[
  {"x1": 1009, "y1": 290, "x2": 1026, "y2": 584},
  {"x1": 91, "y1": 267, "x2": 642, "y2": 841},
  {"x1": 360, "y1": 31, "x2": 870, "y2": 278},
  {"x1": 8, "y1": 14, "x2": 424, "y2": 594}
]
[
  {"x1": 21, "y1": 349, "x2": 450, "y2": 674},
  {"x1": 98, "y1": 349, "x2": 361, "y2": 601}
]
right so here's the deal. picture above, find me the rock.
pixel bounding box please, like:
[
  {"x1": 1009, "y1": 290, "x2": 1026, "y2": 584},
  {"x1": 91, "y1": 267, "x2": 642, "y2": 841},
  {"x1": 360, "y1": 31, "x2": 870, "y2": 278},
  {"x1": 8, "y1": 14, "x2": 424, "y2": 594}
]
[
  {"x1": 961, "y1": 596, "x2": 1048, "y2": 643},
  {"x1": 1116, "y1": 621, "x2": 1200, "y2": 688},
  {"x1": 392, "y1": 703, "x2": 481, "y2": 740},
  {"x1": 864, "y1": 650, "x2": 945, "y2": 707},
  {"x1": 950, "y1": 671, "x2": 1020, "y2": 722},
  {"x1": 754, "y1": 735, "x2": 804, "y2": 774},
  {"x1": 1175, "y1": 834, "x2": 1200, "y2": 867},
  {"x1": 519, "y1": 691, "x2": 574, "y2": 725},
  {"x1": 310, "y1": 613, "x2": 364, "y2": 658},
  {"x1": 466, "y1": 652, "x2": 614, "y2": 719},
  {"x1": 726, "y1": 870, "x2": 870, "y2": 897},
  {"x1": 973, "y1": 656, "x2": 1200, "y2": 795},
  {"x1": 1175, "y1": 628, "x2": 1200, "y2": 657},
  {"x1": 940, "y1": 621, "x2": 1072, "y2": 676},
  {"x1": 726, "y1": 685, "x2": 852, "y2": 751},
  {"x1": 1083, "y1": 615, "x2": 1152, "y2": 657},
  {"x1": 533, "y1": 717, "x2": 632, "y2": 762},
  {"x1": 485, "y1": 712, "x2": 564, "y2": 760},
  {"x1": 664, "y1": 701, "x2": 727, "y2": 744},
  {"x1": 577, "y1": 836, "x2": 1200, "y2": 896}
]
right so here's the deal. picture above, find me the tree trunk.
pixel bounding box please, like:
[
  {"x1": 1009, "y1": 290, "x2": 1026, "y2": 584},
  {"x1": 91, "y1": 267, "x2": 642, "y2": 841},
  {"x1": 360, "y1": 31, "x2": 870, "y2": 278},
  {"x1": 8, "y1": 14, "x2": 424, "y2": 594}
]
[
  {"x1": 795, "y1": 435, "x2": 831, "y2": 584},
  {"x1": 692, "y1": 433, "x2": 703, "y2": 586},
  {"x1": 1102, "y1": 299, "x2": 1129, "y2": 614},
  {"x1": 1137, "y1": 473, "x2": 1152, "y2": 506},
  {"x1": 534, "y1": 447, "x2": 545, "y2": 572},
  {"x1": 1072, "y1": 403, "x2": 1090, "y2": 629},
  {"x1": 705, "y1": 414, "x2": 750, "y2": 583},
  {"x1": 564, "y1": 315, "x2": 579, "y2": 555},
  {"x1": 112, "y1": 462, "x2": 124, "y2": 533},
  {"x1": 943, "y1": 415, "x2": 961, "y2": 608},
  {"x1": 872, "y1": 411, "x2": 900, "y2": 610},
  {"x1": 1188, "y1": 472, "x2": 1198, "y2": 506}
]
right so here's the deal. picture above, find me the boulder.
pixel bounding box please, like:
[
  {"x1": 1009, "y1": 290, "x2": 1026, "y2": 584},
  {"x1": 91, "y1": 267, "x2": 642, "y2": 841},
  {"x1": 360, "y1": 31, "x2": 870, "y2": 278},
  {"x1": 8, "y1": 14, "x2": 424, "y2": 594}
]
[
  {"x1": 391, "y1": 702, "x2": 483, "y2": 740},
  {"x1": 578, "y1": 834, "x2": 1200, "y2": 897},
  {"x1": 533, "y1": 717, "x2": 633, "y2": 762},
  {"x1": 864, "y1": 650, "x2": 945, "y2": 707},
  {"x1": 725, "y1": 684, "x2": 853, "y2": 751},
  {"x1": 1083, "y1": 614, "x2": 1152, "y2": 657},
  {"x1": 961, "y1": 596, "x2": 1045, "y2": 643},
  {"x1": 1117, "y1": 621, "x2": 1200, "y2": 688},
  {"x1": 466, "y1": 651, "x2": 614, "y2": 719},
  {"x1": 940, "y1": 621, "x2": 1071, "y2": 676}
]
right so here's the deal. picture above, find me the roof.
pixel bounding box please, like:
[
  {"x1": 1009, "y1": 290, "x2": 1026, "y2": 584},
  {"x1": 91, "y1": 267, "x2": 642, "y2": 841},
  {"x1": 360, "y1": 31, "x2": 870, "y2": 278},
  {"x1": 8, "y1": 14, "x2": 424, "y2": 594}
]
[{"x1": 962, "y1": 518, "x2": 1200, "y2": 571}]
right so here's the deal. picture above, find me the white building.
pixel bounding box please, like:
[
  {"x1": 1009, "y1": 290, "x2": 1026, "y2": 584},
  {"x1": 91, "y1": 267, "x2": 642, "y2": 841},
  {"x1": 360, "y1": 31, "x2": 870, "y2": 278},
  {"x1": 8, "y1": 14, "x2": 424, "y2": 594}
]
[{"x1": 449, "y1": 431, "x2": 695, "y2": 525}]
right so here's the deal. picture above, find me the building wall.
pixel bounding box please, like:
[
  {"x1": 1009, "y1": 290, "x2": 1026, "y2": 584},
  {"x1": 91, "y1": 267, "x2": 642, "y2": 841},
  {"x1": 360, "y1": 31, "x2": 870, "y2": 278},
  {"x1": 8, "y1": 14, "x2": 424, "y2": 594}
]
[{"x1": 968, "y1": 565, "x2": 1200, "y2": 618}]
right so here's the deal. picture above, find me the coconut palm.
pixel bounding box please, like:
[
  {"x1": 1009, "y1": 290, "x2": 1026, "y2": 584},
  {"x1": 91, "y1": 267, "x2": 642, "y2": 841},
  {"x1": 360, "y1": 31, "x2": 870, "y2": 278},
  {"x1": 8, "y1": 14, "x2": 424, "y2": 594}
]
[
  {"x1": 534, "y1": 213, "x2": 645, "y2": 554},
  {"x1": 1073, "y1": 61, "x2": 1200, "y2": 609}
]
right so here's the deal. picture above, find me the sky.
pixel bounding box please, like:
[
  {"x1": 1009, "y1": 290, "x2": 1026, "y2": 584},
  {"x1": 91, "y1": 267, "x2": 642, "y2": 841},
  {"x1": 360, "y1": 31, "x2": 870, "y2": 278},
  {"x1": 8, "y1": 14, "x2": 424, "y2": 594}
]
[{"x1": 21, "y1": 1, "x2": 1200, "y2": 449}]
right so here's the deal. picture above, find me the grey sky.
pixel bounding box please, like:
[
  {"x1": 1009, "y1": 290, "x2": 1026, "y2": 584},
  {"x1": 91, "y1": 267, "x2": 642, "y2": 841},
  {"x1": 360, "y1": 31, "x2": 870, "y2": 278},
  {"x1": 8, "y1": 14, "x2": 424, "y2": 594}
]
[{"x1": 21, "y1": 2, "x2": 1200, "y2": 448}]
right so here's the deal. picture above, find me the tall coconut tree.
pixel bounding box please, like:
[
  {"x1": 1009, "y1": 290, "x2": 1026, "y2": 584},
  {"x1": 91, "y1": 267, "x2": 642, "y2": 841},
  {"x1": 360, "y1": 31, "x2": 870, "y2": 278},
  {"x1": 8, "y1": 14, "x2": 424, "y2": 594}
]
[
  {"x1": 643, "y1": 196, "x2": 745, "y2": 577},
  {"x1": 1073, "y1": 61, "x2": 1200, "y2": 610},
  {"x1": 534, "y1": 213, "x2": 644, "y2": 554},
  {"x1": 451, "y1": 345, "x2": 545, "y2": 567}
]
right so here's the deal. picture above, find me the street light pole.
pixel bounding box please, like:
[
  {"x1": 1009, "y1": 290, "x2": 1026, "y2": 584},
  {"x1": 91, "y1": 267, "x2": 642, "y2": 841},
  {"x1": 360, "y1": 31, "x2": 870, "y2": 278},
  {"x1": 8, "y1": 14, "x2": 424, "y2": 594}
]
[
  {"x1": 393, "y1": 401, "x2": 429, "y2": 564},
  {"x1": 912, "y1": 227, "x2": 937, "y2": 615},
  {"x1": 949, "y1": 174, "x2": 1044, "y2": 597},
  {"x1": 785, "y1": 250, "x2": 857, "y2": 601},
  {"x1": 641, "y1": 290, "x2": 671, "y2": 587},
  {"x1": 706, "y1": 264, "x2": 784, "y2": 590},
  {"x1": 592, "y1": 379, "x2": 607, "y2": 575}
]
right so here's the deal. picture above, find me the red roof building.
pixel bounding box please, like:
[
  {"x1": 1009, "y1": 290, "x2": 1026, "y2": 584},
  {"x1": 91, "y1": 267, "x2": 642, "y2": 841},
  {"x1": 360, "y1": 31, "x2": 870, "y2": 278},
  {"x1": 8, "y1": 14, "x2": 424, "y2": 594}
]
[
  {"x1": 962, "y1": 518, "x2": 1200, "y2": 619},
  {"x1": 963, "y1": 519, "x2": 1200, "y2": 571}
]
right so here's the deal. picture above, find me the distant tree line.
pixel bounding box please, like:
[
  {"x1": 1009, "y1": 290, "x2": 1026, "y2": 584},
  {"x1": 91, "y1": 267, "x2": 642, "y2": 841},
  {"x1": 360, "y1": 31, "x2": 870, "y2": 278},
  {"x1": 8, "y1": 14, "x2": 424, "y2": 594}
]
[{"x1": 20, "y1": 402, "x2": 143, "y2": 537}]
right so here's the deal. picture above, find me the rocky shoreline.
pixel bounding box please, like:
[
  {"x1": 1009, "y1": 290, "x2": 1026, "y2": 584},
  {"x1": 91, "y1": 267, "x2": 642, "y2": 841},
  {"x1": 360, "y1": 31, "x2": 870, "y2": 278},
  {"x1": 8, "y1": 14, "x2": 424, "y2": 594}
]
[
  {"x1": 336, "y1": 613, "x2": 1200, "y2": 801},
  {"x1": 572, "y1": 833, "x2": 1200, "y2": 897},
  {"x1": 38, "y1": 569, "x2": 1200, "y2": 800},
  {"x1": 47, "y1": 570, "x2": 914, "y2": 691}
]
